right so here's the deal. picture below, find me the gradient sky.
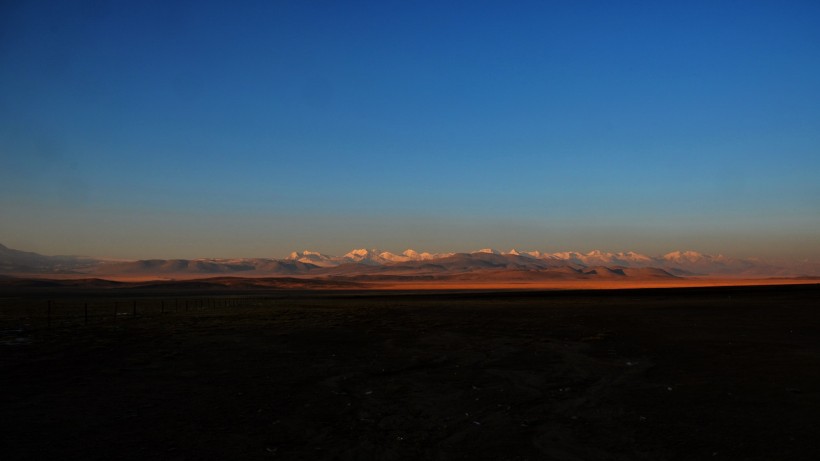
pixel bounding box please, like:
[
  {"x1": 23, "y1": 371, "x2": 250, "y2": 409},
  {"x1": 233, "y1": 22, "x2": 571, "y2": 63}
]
[{"x1": 1, "y1": 0, "x2": 819, "y2": 260}]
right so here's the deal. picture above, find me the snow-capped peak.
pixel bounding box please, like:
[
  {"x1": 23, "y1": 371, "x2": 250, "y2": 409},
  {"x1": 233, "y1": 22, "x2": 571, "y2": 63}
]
[
  {"x1": 286, "y1": 250, "x2": 336, "y2": 267},
  {"x1": 663, "y1": 250, "x2": 706, "y2": 263},
  {"x1": 378, "y1": 251, "x2": 410, "y2": 262},
  {"x1": 402, "y1": 249, "x2": 453, "y2": 260},
  {"x1": 345, "y1": 248, "x2": 375, "y2": 259},
  {"x1": 288, "y1": 250, "x2": 327, "y2": 259}
]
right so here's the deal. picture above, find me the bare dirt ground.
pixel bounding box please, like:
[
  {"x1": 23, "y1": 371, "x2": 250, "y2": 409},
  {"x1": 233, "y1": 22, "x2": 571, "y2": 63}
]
[{"x1": 2, "y1": 284, "x2": 819, "y2": 460}]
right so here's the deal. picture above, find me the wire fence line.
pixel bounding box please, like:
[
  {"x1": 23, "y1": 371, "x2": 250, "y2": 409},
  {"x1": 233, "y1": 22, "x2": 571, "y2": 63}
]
[{"x1": 0, "y1": 296, "x2": 275, "y2": 329}]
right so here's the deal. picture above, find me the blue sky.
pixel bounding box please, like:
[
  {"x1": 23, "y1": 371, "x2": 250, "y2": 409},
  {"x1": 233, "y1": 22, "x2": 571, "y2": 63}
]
[{"x1": 1, "y1": 1, "x2": 818, "y2": 259}]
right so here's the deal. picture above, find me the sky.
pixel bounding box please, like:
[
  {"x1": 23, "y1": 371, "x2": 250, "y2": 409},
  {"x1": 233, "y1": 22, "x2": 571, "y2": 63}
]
[{"x1": 1, "y1": 0, "x2": 819, "y2": 260}]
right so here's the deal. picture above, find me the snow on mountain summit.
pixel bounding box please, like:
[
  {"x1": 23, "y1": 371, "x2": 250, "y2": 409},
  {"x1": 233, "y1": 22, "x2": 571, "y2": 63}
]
[
  {"x1": 286, "y1": 250, "x2": 336, "y2": 267},
  {"x1": 402, "y1": 249, "x2": 453, "y2": 260},
  {"x1": 663, "y1": 250, "x2": 707, "y2": 263},
  {"x1": 286, "y1": 248, "x2": 458, "y2": 266},
  {"x1": 344, "y1": 248, "x2": 375, "y2": 259},
  {"x1": 341, "y1": 249, "x2": 384, "y2": 265}
]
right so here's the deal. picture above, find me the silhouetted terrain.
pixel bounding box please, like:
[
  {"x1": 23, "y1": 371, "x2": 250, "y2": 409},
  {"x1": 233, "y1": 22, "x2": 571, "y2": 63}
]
[{"x1": 2, "y1": 284, "x2": 819, "y2": 460}]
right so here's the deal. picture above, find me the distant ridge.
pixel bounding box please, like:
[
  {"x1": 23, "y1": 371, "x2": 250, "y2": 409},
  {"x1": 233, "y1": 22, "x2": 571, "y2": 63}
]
[
  {"x1": 0, "y1": 243, "x2": 97, "y2": 274},
  {"x1": 0, "y1": 243, "x2": 817, "y2": 279}
]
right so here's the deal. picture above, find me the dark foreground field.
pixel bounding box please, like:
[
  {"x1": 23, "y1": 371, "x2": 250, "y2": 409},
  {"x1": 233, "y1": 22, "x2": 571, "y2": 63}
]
[{"x1": 2, "y1": 284, "x2": 819, "y2": 460}]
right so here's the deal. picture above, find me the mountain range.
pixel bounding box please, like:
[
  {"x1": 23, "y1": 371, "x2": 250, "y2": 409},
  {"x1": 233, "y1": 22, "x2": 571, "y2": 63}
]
[
  {"x1": 2, "y1": 243, "x2": 817, "y2": 280},
  {"x1": 284, "y1": 247, "x2": 820, "y2": 277}
]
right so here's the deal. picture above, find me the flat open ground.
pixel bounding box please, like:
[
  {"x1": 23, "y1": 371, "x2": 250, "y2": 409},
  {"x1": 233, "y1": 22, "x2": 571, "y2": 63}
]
[{"x1": 2, "y1": 284, "x2": 819, "y2": 460}]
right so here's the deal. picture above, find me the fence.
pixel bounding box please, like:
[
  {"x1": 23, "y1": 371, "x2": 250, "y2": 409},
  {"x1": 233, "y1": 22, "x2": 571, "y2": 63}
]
[{"x1": 0, "y1": 296, "x2": 275, "y2": 330}]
